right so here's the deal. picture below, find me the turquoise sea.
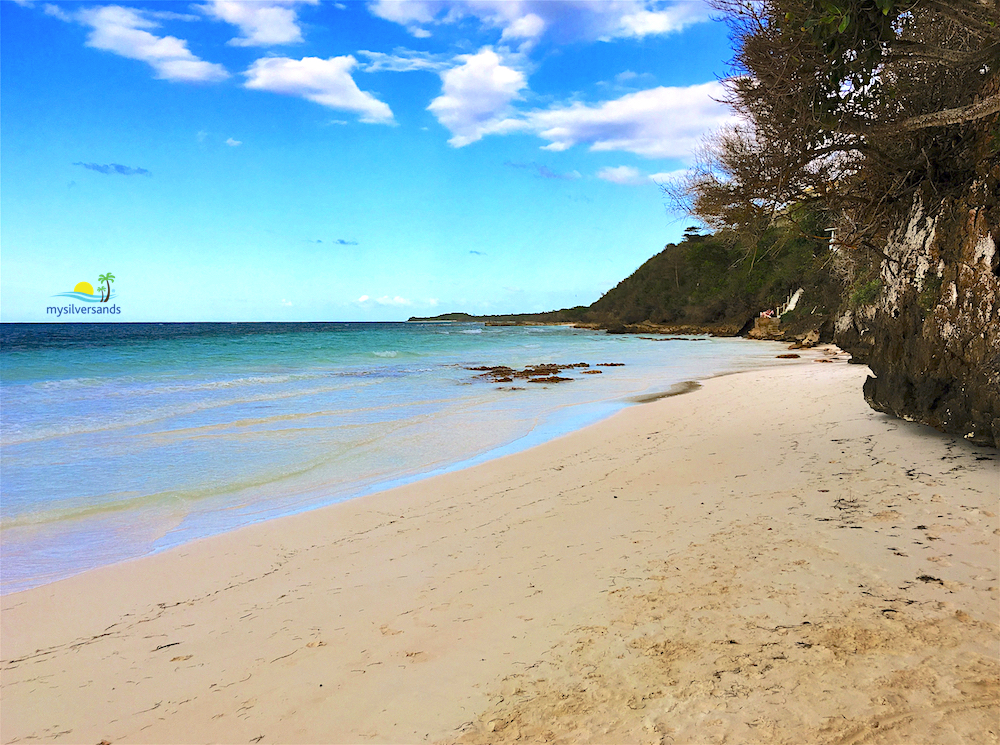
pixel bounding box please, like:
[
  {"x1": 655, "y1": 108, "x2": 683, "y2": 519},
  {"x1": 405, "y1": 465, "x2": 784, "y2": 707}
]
[{"x1": 0, "y1": 322, "x2": 785, "y2": 593}]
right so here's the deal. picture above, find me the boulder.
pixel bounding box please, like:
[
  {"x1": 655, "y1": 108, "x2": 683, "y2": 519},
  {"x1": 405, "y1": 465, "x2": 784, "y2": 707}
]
[{"x1": 836, "y1": 183, "x2": 999, "y2": 447}]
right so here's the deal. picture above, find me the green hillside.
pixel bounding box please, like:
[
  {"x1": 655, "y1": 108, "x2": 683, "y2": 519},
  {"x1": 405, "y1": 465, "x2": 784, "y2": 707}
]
[{"x1": 412, "y1": 217, "x2": 845, "y2": 337}]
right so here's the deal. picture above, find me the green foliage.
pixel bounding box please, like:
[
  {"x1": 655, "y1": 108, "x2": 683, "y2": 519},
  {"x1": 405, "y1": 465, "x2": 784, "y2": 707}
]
[
  {"x1": 849, "y1": 277, "x2": 883, "y2": 307},
  {"x1": 415, "y1": 212, "x2": 849, "y2": 332},
  {"x1": 780, "y1": 0, "x2": 906, "y2": 122},
  {"x1": 581, "y1": 212, "x2": 843, "y2": 329}
]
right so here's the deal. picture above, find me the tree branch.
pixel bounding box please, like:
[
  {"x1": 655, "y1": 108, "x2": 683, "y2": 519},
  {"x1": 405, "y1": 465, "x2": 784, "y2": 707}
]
[
  {"x1": 835, "y1": 92, "x2": 1000, "y2": 135},
  {"x1": 887, "y1": 40, "x2": 996, "y2": 66},
  {"x1": 921, "y1": 0, "x2": 1000, "y2": 40},
  {"x1": 895, "y1": 91, "x2": 1000, "y2": 131}
]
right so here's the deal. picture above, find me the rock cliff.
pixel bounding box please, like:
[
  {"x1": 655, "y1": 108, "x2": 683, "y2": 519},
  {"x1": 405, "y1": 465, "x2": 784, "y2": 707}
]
[{"x1": 835, "y1": 180, "x2": 999, "y2": 447}]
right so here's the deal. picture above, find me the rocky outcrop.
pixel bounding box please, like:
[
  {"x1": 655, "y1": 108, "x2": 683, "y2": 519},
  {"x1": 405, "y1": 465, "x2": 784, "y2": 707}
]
[
  {"x1": 835, "y1": 182, "x2": 1000, "y2": 447},
  {"x1": 747, "y1": 317, "x2": 784, "y2": 340}
]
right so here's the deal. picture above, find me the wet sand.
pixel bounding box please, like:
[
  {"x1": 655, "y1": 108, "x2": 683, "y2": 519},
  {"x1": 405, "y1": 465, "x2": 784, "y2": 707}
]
[{"x1": 2, "y1": 350, "x2": 997, "y2": 744}]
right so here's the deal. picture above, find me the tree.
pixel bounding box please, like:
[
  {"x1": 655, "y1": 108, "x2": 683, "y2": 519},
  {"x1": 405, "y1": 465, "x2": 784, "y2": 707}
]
[
  {"x1": 671, "y1": 0, "x2": 999, "y2": 254},
  {"x1": 98, "y1": 272, "x2": 115, "y2": 302}
]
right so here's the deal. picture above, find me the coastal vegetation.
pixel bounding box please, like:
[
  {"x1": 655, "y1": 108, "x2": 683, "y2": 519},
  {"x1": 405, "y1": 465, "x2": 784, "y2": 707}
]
[
  {"x1": 411, "y1": 215, "x2": 846, "y2": 338},
  {"x1": 673, "y1": 0, "x2": 999, "y2": 256},
  {"x1": 417, "y1": 0, "x2": 999, "y2": 446},
  {"x1": 675, "y1": 0, "x2": 999, "y2": 446}
]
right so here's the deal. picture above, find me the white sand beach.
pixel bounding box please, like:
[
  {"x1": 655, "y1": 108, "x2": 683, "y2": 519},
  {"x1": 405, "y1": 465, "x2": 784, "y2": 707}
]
[{"x1": 2, "y1": 350, "x2": 997, "y2": 744}]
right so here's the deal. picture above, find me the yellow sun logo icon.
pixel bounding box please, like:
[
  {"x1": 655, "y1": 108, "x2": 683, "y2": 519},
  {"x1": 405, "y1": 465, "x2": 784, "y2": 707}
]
[{"x1": 54, "y1": 273, "x2": 116, "y2": 303}]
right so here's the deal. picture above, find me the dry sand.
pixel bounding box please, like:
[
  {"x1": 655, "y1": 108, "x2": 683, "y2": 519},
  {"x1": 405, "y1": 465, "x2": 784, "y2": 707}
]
[{"x1": 2, "y1": 351, "x2": 998, "y2": 744}]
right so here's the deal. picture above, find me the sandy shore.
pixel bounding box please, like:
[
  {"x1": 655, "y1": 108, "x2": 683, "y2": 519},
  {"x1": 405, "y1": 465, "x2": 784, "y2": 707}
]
[{"x1": 2, "y1": 351, "x2": 997, "y2": 744}]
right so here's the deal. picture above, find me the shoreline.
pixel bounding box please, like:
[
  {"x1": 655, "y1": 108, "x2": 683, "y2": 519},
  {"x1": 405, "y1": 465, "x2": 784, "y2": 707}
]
[
  {"x1": 0, "y1": 334, "x2": 795, "y2": 596},
  {"x1": 2, "y1": 355, "x2": 997, "y2": 744}
]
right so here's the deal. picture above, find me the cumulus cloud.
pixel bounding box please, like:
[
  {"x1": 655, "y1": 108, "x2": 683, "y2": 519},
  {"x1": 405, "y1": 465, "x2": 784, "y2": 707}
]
[
  {"x1": 75, "y1": 5, "x2": 229, "y2": 83},
  {"x1": 197, "y1": 0, "x2": 317, "y2": 46},
  {"x1": 243, "y1": 56, "x2": 394, "y2": 123},
  {"x1": 525, "y1": 82, "x2": 734, "y2": 158},
  {"x1": 73, "y1": 161, "x2": 151, "y2": 176},
  {"x1": 367, "y1": 1, "x2": 709, "y2": 42},
  {"x1": 225, "y1": 137, "x2": 242, "y2": 146},
  {"x1": 428, "y1": 47, "x2": 527, "y2": 147},
  {"x1": 437, "y1": 79, "x2": 733, "y2": 159},
  {"x1": 500, "y1": 12, "x2": 545, "y2": 41},
  {"x1": 357, "y1": 48, "x2": 450, "y2": 73}
]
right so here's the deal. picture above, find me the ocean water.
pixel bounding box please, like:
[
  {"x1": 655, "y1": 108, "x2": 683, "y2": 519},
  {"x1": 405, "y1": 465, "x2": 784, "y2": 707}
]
[{"x1": 1, "y1": 322, "x2": 784, "y2": 593}]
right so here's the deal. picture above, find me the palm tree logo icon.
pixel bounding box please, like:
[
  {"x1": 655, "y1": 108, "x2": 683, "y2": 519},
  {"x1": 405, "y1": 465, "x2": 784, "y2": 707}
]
[
  {"x1": 54, "y1": 273, "x2": 118, "y2": 303},
  {"x1": 98, "y1": 273, "x2": 115, "y2": 302}
]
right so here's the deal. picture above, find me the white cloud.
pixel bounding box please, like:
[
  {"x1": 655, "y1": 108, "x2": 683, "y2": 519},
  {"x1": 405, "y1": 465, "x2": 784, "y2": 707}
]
[
  {"x1": 428, "y1": 47, "x2": 527, "y2": 147},
  {"x1": 500, "y1": 12, "x2": 545, "y2": 41},
  {"x1": 225, "y1": 137, "x2": 242, "y2": 146},
  {"x1": 367, "y1": 1, "x2": 709, "y2": 42},
  {"x1": 76, "y1": 6, "x2": 229, "y2": 83},
  {"x1": 43, "y1": 3, "x2": 72, "y2": 21},
  {"x1": 357, "y1": 48, "x2": 450, "y2": 73},
  {"x1": 647, "y1": 168, "x2": 688, "y2": 184},
  {"x1": 597, "y1": 165, "x2": 688, "y2": 185},
  {"x1": 243, "y1": 56, "x2": 394, "y2": 124},
  {"x1": 526, "y1": 82, "x2": 735, "y2": 158},
  {"x1": 357, "y1": 294, "x2": 413, "y2": 306},
  {"x1": 617, "y1": 6, "x2": 704, "y2": 38},
  {"x1": 198, "y1": 0, "x2": 317, "y2": 46},
  {"x1": 596, "y1": 165, "x2": 646, "y2": 185},
  {"x1": 436, "y1": 79, "x2": 734, "y2": 159},
  {"x1": 358, "y1": 294, "x2": 413, "y2": 306},
  {"x1": 379, "y1": 295, "x2": 412, "y2": 306},
  {"x1": 281, "y1": 298, "x2": 292, "y2": 306}
]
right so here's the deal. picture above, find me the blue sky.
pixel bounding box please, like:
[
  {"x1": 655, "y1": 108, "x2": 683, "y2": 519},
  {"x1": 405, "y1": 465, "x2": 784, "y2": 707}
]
[{"x1": 1, "y1": 0, "x2": 735, "y2": 321}]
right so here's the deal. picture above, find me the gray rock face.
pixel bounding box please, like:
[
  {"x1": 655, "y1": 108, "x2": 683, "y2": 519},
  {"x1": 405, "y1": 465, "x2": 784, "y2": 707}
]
[{"x1": 836, "y1": 184, "x2": 1000, "y2": 448}]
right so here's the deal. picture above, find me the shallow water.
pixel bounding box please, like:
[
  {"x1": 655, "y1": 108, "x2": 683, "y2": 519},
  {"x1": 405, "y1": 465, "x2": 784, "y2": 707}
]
[{"x1": 1, "y1": 322, "x2": 783, "y2": 593}]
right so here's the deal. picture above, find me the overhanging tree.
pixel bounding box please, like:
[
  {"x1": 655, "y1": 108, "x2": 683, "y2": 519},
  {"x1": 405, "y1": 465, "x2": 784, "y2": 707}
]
[{"x1": 672, "y1": 0, "x2": 999, "y2": 254}]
